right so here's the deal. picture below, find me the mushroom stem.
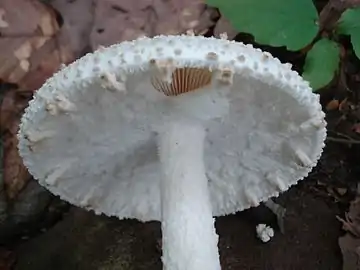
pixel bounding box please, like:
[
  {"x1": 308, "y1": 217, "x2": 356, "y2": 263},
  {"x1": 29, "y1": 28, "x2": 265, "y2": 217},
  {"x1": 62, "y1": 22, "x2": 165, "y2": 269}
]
[{"x1": 158, "y1": 120, "x2": 221, "y2": 270}]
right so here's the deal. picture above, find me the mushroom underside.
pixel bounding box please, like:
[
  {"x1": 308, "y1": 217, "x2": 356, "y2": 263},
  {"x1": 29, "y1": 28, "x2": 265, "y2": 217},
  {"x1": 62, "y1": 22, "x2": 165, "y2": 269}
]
[
  {"x1": 19, "y1": 71, "x2": 324, "y2": 221},
  {"x1": 18, "y1": 64, "x2": 326, "y2": 270}
]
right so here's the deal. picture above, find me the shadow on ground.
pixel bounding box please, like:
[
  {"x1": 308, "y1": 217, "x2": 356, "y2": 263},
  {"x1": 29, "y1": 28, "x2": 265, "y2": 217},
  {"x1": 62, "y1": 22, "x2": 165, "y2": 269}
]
[{"x1": 14, "y1": 186, "x2": 342, "y2": 270}]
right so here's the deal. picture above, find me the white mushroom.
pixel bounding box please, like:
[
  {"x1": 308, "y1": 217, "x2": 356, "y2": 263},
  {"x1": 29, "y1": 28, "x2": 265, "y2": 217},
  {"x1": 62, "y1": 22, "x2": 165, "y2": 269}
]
[{"x1": 17, "y1": 35, "x2": 327, "y2": 270}]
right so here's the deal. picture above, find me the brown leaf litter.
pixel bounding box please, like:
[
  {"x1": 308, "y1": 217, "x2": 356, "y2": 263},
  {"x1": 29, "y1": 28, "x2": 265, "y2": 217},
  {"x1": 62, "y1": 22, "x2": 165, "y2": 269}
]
[
  {"x1": 0, "y1": 0, "x2": 77, "y2": 200},
  {"x1": 337, "y1": 190, "x2": 360, "y2": 270},
  {"x1": 0, "y1": 247, "x2": 15, "y2": 270},
  {"x1": 0, "y1": 0, "x2": 93, "y2": 92},
  {"x1": 89, "y1": 0, "x2": 216, "y2": 49},
  {"x1": 0, "y1": 0, "x2": 60, "y2": 91},
  {"x1": 1, "y1": 90, "x2": 32, "y2": 200},
  {"x1": 213, "y1": 16, "x2": 238, "y2": 40},
  {"x1": 326, "y1": 99, "x2": 340, "y2": 111},
  {"x1": 50, "y1": 0, "x2": 94, "y2": 58}
]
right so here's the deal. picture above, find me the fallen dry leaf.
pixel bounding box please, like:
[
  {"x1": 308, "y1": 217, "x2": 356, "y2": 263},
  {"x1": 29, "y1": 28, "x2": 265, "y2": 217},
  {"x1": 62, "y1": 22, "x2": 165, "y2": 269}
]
[
  {"x1": 0, "y1": 8, "x2": 9, "y2": 28},
  {"x1": 337, "y1": 197, "x2": 360, "y2": 237},
  {"x1": 193, "y1": 7, "x2": 218, "y2": 36},
  {"x1": 0, "y1": 0, "x2": 80, "y2": 91},
  {"x1": 352, "y1": 123, "x2": 360, "y2": 134},
  {"x1": 0, "y1": 0, "x2": 85, "y2": 199},
  {"x1": 213, "y1": 16, "x2": 238, "y2": 40},
  {"x1": 339, "y1": 98, "x2": 350, "y2": 112},
  {"x1": 17, "y1": 37, "x2": 72, "y2": 91},
  {"x1": 2, "y1": 117, "x2": 32, "y2": 200},
  {"x1": 326, "y1": 99, "x2": 340, "y2": 111},
  {"x1": 90, "y1": 0, "x2": 215, "y2": 49},
  {"x1": 337, "y1": 187, "x2": 348, "y2": 196},
  {"x1": 0, "y1": 88, "x2": 34, "y2": 201},
  {"x1": 339, "y1": 234, "x2": 360, "y2": 270},
  {"x1": 338, "y1": 194, "x2": 360, "y2": 270},
  {"x1": 0, "y1": 90, "x2": 30, "y2": 133},
  {"x1": 1, "y1": 90, "x2": 33, "y2": 200},
  {"x1": 0, "y1": 0, "x2": 52, "y2": 36},
  {"x1": 0, "y1": 1, "x2": 64, "y2": 200},
  {"x1": 50, "y1": 0, "x2": 94, "y2": 57},
  {"x1": 0, "y1": 247, "x2": 15, "y2": 270},
  {"x1": 0, "y1": 0, "x2": 61, "y2": 90}
]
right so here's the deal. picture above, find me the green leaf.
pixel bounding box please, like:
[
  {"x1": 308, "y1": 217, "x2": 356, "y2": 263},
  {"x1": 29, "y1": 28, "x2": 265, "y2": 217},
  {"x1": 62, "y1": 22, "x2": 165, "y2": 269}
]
[
  {"x1": 337, "y1": 7, "x2": 360, "y2": 59},
  {"x1": 206, "y1": 0, "x2": 319, "y2": 51},
  {"x1": 302, "y1": 38, "x2": 340, "y2": 90}
]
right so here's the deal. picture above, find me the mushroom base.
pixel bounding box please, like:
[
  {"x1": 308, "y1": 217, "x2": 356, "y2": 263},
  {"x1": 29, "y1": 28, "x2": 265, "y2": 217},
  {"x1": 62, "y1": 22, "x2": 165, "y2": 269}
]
[{"x1": 158, "y1": 120, "x2": 221, "y2": 270}]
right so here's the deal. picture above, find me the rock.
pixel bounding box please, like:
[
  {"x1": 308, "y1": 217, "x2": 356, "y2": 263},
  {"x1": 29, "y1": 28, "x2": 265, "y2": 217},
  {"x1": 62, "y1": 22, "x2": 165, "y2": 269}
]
[
  {"x1": 0, "y1": 179, "x2": 69, "y2": 245},
  {"x1": 11, "y1": 180, "x2": 52, "y2": 224}
]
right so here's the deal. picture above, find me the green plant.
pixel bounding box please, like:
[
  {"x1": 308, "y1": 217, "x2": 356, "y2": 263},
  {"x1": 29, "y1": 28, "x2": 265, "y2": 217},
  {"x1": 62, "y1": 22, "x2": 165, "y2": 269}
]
[
  {"x1": 302, "y1": 38, "x2": 340, "y2": 90},
  {"x1": 337, "y1": 7, "x2": 360, "y2": 59},
  {"x1": 206, "y1": 0, "x2": 360, "y2": 91}
]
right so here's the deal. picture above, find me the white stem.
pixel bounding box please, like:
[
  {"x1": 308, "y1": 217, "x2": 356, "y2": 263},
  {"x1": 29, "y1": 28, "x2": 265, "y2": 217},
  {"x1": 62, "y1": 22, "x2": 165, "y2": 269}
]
[{"x1": 158, "y1": 120, "x2": 221, "y2": 270}]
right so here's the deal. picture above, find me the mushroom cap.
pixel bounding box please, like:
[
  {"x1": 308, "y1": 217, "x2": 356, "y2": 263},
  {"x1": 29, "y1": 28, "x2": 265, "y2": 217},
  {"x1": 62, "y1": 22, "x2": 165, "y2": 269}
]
[{"x1": 18, "y1": 35, "x2": 326, "y2": 221}]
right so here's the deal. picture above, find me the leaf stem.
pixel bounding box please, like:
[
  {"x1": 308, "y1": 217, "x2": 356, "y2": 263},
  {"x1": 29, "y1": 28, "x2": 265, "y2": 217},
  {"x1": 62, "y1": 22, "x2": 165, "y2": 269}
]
[{"x1": 318, "y1": 0, "x2": 360, "y2": 33}]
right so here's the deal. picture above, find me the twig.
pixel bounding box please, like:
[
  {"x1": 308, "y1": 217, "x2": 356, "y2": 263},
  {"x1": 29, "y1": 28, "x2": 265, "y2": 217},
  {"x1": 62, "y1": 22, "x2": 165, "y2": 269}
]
[
  {"x1": 318, "y1": 0, "x2": 360, "y2": 33},
  {"x1": 328, "y1": 130, "x2": 355, "y2": 140},
  {"x1": 337, "y1": 44, "x2": 351, "y2": 93},
  {"x1": 264, "y1": 199, "x2": 286, "y2": 234},
  {"x1": 326, "y1": 136, "x2": 360, "y2": 144}
]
